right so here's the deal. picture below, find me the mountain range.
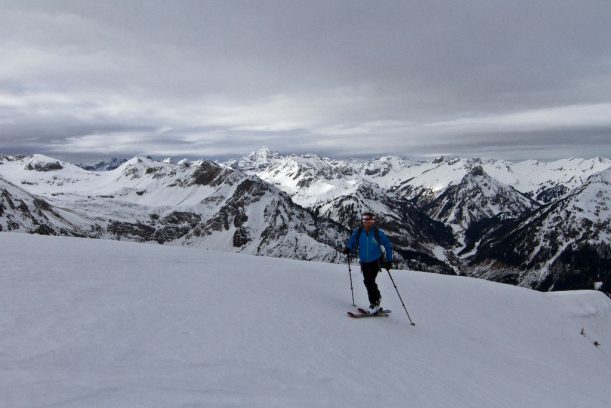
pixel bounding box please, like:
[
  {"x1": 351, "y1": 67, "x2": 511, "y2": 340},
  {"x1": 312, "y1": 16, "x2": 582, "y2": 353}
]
[{"x1": 1, "y1": 150, "x2": 609, "y2": 293}]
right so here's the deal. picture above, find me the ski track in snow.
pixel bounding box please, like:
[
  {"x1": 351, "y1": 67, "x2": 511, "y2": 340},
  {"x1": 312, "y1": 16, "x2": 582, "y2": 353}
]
[{"x1": 1, "y1": 233, "x2": 611, "y2": 408}]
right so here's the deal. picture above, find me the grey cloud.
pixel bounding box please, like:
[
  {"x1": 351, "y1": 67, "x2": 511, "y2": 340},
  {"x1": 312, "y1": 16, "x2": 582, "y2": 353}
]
[{"x1": 1, "y1": 0, "x2": 610, "y2": 160}]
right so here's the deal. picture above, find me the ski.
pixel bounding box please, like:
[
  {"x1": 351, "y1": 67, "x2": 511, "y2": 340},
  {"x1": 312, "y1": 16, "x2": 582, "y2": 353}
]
[
  {"x1": 347, "y1": 311, "x2": 390, "y2": 318},
  {"x1": 357, "y1": 307, "x2": 391, "y2": 314},
  {"x1": 347, "y1": 307, "x2": 391, "y2": 318}
]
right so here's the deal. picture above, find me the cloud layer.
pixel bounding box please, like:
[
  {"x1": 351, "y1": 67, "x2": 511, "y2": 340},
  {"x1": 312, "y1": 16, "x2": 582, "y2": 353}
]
[{"x1": 1, "y1": 0, "x2": 611, "y2": 160}]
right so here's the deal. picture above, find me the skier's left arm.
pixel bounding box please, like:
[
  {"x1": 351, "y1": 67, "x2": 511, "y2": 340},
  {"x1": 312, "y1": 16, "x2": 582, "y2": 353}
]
[{"x1": 379, "y1": 230, "x2": 393, "y2": 263}]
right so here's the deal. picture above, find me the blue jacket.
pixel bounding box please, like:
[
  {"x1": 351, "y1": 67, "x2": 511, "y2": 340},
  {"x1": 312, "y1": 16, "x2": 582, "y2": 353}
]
[{"x1": 347, "y1": 227, "x2": 393, "y2": 264}]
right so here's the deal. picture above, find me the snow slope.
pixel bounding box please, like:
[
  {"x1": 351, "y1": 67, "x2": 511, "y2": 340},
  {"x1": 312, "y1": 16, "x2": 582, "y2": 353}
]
[
  {"x1": 0, "y1": 177, "x2": 99, "y2": 236},
  {"x1": 1, "y1": 233, "x2": 610, "y2": 408}
]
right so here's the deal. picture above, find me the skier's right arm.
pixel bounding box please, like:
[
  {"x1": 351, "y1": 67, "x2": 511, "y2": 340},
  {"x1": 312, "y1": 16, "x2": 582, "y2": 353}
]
[{"x1": 345, "y1": 229, "x2": 358, "y2": 254}]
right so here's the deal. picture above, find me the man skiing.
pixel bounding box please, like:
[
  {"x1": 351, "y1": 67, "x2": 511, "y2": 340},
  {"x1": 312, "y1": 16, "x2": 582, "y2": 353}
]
[{"x1": 344, "y1": 212, "x2": 393, "y2": 315}]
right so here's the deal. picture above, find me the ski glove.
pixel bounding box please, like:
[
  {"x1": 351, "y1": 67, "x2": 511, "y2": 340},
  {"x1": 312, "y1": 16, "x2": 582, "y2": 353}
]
[
  {"x1": 342, "y1": 246, "x2": 352, "y2": 255},
  {"x1": 382, "y1": 260, "x2": 392, "y2": 270}
]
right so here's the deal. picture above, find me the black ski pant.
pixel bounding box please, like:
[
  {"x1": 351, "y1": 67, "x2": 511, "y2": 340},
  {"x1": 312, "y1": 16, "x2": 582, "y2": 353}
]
[{"x1": 361, "y1": 259, "x2": 381, "y2": 306}]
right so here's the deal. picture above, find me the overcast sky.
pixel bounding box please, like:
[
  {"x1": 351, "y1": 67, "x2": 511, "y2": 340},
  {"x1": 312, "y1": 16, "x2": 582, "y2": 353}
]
[{"x1": 1, "y1": 0, "x2": 611, "y2": 162}]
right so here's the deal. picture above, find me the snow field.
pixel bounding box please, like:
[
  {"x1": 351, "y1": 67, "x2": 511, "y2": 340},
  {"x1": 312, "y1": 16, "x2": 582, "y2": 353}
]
[{"x1": 1, "y1": 232, "x2": 610, "y2": 408}]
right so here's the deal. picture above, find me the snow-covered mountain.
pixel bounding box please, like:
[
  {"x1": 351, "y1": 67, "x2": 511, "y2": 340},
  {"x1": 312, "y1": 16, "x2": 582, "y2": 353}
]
[
  {"x1": 226, "y1": 147, "x2": 284, "y2": 172},
  {"x1": 231, "y1": 150, "x2": 611, "y2": 212},
  {"x1": 423, "y1": 165, "x2": 536, "y2": 232},
  {"x1": 78, "y1": 157, "x2": 127, "y2": 171},
  {"x1": 230, "y1": 151, "x2": 458, "y2": 271},
  {"x1": 237, "y1": 151, "x2": 357, "y2": 208},
  {"x1": 489, "y1": 156, "x2": 611, "y2": 203},
  {"x1": 229, "y1": 149, "x2": 611, "y2": 291},
  {"x1": 468, "y1": 168, "x2": 611, "y2": 292},
  {"x1": 2, "y1": 233, "x2": 611, "y2": 408},
  {"x1": 0, "y1": 154, "x2": 346, "y2": 261},
  {"x1": 0, "y1": 176, "x2": 100, "y2": 236},
  {"x1": 2, "y1": 151, "x2": 610, "y2": 293},
  {"x1": 391, "y1": 156, "x2": 611, "y2": 204},
  {"x1": 311, "y1": 179, "x2": 456, "y2": 273}
]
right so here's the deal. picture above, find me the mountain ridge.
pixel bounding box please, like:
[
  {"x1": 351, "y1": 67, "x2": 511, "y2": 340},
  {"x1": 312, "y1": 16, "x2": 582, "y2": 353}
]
[{"x1": 1, "y1": 151, "x2": 610, "y2": 293}]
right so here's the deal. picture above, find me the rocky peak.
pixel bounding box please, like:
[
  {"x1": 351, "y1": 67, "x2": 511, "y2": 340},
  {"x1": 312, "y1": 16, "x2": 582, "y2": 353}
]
[
  {"x1": 236, "y1": 148, "x2": 283, "y2": 172},
  {"x1": 78, "y1": 158, "x2": 127, "y2": 171},
  {"x1": 467, "y1": 165, "x2": 485, "y2": 177},
  {"x1": 21, "y1": 154, "x2": 66, "y2": 172},
  {"x1": 191, "y1": 161, "x2": 234, "y2": 187},
  {"x1": 424, "y1": 166, "x2": 535, "y2": 231}
]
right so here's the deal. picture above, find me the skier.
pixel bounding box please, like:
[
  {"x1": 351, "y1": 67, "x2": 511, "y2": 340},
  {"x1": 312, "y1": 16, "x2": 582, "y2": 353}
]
[{"x1": 343, "y1": 212, "x2": 393, "y2": 315}]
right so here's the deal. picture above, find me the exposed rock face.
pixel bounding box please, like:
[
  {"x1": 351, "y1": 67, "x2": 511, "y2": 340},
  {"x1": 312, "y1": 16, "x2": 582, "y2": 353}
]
[
  {"x1": 26, "y1": 161, "x2": 63, "y2": 172},
  {"x1": 108, "y1": 221, "x2": 156, "y2": 242},
  {"x1": 192, "y1": 161, "x2": 233, "y2": 187},
  {"x1": 78, "y1": 158, "x2": 127, "y2": 171},
  {"x1": 535, "y1": 184, "x2": 570, "y2": 203}
]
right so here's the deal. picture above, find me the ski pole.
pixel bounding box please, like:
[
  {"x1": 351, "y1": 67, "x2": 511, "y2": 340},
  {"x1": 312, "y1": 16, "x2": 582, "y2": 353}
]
[
  {"x1": 386, "y1": 269, "x2": 415, "y2": 326},
  {"x1": 347, "y1": 255, "x2": 356, "y2": 307}
]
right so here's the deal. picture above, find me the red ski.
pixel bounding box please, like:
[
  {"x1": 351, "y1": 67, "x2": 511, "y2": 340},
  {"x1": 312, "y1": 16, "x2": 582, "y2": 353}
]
[{"x1": 347, "y1": 308, "x2": 391, "y2": 318}]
